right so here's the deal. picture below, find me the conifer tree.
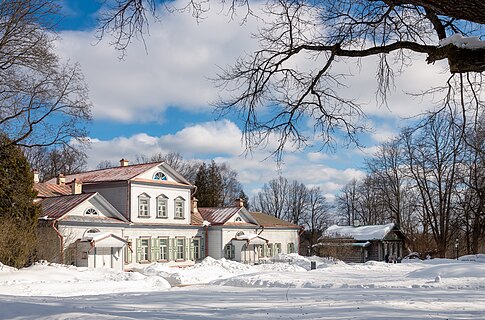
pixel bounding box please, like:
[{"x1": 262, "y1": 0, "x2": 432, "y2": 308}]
[{"x1": 0, "y1": 135, "x2": 39, "y2": 268}]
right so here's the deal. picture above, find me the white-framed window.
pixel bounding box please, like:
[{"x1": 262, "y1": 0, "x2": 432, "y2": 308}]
[
  {"x1": 174, "y1": 197, "x2": 185, "y2": 219},
  {"x1": 235, "y1": 216, "x2": 242, "y2": 222},
  {"x1": 139, "y1": 238, "x2": 150, "y2": 262},
  {"x1": 138, "y1": 193, "x2": 150, "y2": 217},
  {"x1": 193, "y1": 238, "x2": 201, "y2": 260},
  {"x1": 84, "y1": 208, "x2": 98, "y2": 216},
  {"x1": 159, "y1": 237, "x2": 169, "y2": 261},
  {"x1": 176, "y1": 238, "x2": 185, "y2": 260},
  {"x1": 287, "y1": 242, "x2": 295, "y2": 254},
  {"x1": 153, "y1": 171, "x2": 167, "y2": 181},
  {"x1": 156, "y1": 194, "x2": 168, "y2": 218}
]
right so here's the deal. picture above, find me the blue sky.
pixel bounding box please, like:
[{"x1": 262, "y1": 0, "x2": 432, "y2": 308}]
[{"x1": 55, "y1": 0, "x2": 448, "y2": 199}]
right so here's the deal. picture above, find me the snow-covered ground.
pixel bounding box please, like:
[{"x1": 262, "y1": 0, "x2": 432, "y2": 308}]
[{"x1": 1, "y1": 254, "x2": 484, "y2": 319}]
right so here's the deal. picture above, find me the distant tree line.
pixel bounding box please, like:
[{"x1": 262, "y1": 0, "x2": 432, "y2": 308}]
[
  {"x1": 251, "y1": 177, "x2": 333, "y2": 255},
  {"x1": 335, "y1": 109, "x2": 484, "y2": 257}
]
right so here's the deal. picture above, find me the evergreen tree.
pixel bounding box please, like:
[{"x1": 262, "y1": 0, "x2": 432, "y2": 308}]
[{"x1": 0, "y1": 135, "x2": 39, "y2": 268}]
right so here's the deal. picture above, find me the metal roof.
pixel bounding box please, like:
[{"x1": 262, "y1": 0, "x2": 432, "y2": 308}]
[
  {"x1": 198, "y1": 207, "x2": 243, "y2": 225},
  {"x1": 190, "y1": 210, "x2": 204, "y2": 226},
  {"x1": 37, "y1": 193, "x2": 95, "y2": 220},
  {"x1": 249, "y1": 211, "x2": 301, "y2": 228},
  {"x1": 44, "y1": 162, "x2": 180, "y2": 184},
  {"x1": 34, "y1": 183, "x2": 71, "y2": 198}
]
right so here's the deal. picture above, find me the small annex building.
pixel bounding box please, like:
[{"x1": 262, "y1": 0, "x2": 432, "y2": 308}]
[
  {"x1": 316, "y1": 223, "x2": 406, "y2": 263},
  {"x1": 34, "y1": 159, "x2": 300, "y2": 270}
]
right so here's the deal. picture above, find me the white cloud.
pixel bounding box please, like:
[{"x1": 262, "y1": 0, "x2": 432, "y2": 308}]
[{"x1": 55, "y1": 2, "x2": 266, "y2": 122}]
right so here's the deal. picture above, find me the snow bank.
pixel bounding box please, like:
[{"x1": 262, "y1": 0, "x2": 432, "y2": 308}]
[
  {"x1": 408, "y1": 261, "x2": 485, "y2": 279},
  {"x1": 459, "y1": 254, "x2": 485, "y2": 263},
  {"x1": 0, "y1": 262, "x2": 170, "y2": 296}
]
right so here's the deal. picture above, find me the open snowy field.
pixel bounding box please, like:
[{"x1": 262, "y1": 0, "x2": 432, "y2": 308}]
[{"x1": 1, "y1": 254, "x2": 484, "y2": 319}]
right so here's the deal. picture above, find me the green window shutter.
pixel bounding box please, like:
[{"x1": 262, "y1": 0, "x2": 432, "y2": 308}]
[
  {"x1": 151, "y1": 238, "x2": 160, "y2": 261},
  {"x1": 287, "y1": 243, "x2": 291, "y2": 254},
  {"x1": 136, "y1": 238, "x2": 142, "y2": 262},
  {"x1": 126, "y1": 240, "x2": 132, "y2": 263},
  {"x1": 230, "y1": 244, "x2": 235, "y2": 260},
  {"x1": 170, "y1": 238, "x2": 175, "y2": 261},
  {"x1": 190, "y1": 238, "x2": 195, "y2": 261},
  {"x1": 185, "y1": 237, "x2": 190, "y2": 261},
  {"x1": 272, "y1": 244, "x2": 276, "y2": 256},
  {"x1": 200, "y1": 238, "x2": 205, "y2": 259},
  {"x1": 263, "y1": 244, "x2": 268, "y2": 257}
]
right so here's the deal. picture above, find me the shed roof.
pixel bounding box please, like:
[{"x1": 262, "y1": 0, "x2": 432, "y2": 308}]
[
  {"x1": 37, "y1": 193, "x2": 95, "y2": 220},
  {"x1": 322, "y1": 223, "x2": 396, "y2": 241},
  {"x1": 34, "y1": 183, "x2": 71, "y2": 198}
]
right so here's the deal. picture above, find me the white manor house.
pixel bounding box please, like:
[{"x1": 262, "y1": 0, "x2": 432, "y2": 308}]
[{"x1": 34, "y1": 159, "x2": 300, "y2": 270}]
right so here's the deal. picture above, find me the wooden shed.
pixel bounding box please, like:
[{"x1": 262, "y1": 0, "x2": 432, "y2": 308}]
[{"x1": 315, "y1": 223, "x2": 406, "y2": 263}]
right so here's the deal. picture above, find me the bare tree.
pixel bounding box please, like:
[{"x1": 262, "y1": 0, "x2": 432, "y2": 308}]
[
  {"x1": 24, "y1": 145, "x2": 87, "y2": 181},
  {"x1": 135, "y1": 152, "x2": 200, "y2": 182},
  {"x1": 96, "y1": 160, "x2": 115, "y2": 170},
  {"x1": 335, "y1": 179, "x2": 359, "y2": 225},
  {"x1": 401, "y1": 111, "x2": 464, "y2": 257},
  {"x1": 0, "y1": 0, "x2": 92, "y2": 150},
  {"x1": 302, "y1": 186, "x2": 332, "y2": 254},
  {"x1": 97, "y1": 0, "x2": 484, "y2": 159},
  {"x1": 253, "y1": 176, "x2": 289, "y2": 220}
]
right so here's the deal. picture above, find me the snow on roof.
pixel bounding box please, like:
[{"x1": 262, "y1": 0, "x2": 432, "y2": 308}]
[{"x1": 322, "y1": 223, "x2": 395, "y2": 241}]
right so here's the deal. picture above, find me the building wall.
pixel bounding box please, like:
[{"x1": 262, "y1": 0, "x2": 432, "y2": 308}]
[
  {"x1": 207, "y1": 227, "x2": 224, "y2": 259},
  {"x1": 130, "y1": 182, "x2": 192, "y2": 225},
  {"x1": 83, "y1": 183, "x2": 128, "y2": 218},
  {"x1": 124, "y1": 226, "x2": 203, "y2": 267}
]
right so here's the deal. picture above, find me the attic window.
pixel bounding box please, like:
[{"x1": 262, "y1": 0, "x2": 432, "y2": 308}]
[
  {"x1": 153, "y1": 171, "x2": 167, "y2": 181},
  {"x1": 85, "y1": 208, "x2": 98, "y2": 216},
  {"x1": 235, "y1": 231, "x2": 245, "y2": 237},
  {"x1": 235, "y1": 217, "x2": 243, "y2": 222}
]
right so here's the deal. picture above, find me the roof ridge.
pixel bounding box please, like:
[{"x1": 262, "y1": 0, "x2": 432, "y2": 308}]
[{"x1": 62, "y1": 161, "x2": 164, "y2": 177}]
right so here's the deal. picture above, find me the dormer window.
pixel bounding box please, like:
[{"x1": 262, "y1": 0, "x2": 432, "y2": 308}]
[
  {"x1": 138, "y1": 193, "x2": 150, "y2": 217},
  {"x1": 84, "y1": 208, "x2": 98, "y2": 216},
  {"x1": 174, "y1": 196, "x2": 185, "y2": 219},
  {"x1": 153, "y1": 171, "x2": 167, "y2": 181}
]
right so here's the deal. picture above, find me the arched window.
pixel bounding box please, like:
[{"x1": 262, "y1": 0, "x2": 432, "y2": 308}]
[
  {"x1": 156, "y1": 194, "x2": 168, "y2": 218},
  {"x1": 235, "y1": 216, "x2": 243, "y2": 222},
  {"x1": 83, "y1": 228, "x2": 100, "y2": 237},
  {"x1": 235, "y1": 231, "x2": 245, "y2": 237},
  {"x1": 84, "y1": 208, "x2": 98, "y2": 216},
  {"x1": 138, "y1": 193, "x2": 150, "y2": 217},
  {"x1": 174, "y1": 196, "x2": 185, "y2": 219},
  {"x1": 153, "y1": 171, "x2": 167, "y2": 181}
]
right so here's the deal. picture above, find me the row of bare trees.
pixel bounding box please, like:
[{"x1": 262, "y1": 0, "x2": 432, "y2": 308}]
[
  {"x1": 337, "y1": 109, "x2": 484, "y2": 257},
  {"x1": 252, "y1": 177, "x2": 332, "y2": 254}
]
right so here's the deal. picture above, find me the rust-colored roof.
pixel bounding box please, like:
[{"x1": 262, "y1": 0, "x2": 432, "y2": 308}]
[
  {"x1": 45, "y1": 162, "x2": 175, "y2": 184},
  {"x1": 37, "y1": 193, "x2": 95, "y2": 219},
  {"x1": 198, "y1": 207, "x2": 242, "y2": 225},
  {"x1": 34, "y1": 183, "x2": 71, "y2": 198},
  {"x1": 191, "y1": 210, "x2": 204, "y2": 225},
  {"x1": 249, "y1": 211, "x2": 301, "y2": 228}
]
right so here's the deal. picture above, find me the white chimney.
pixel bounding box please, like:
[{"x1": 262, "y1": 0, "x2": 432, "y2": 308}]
[
  {"x1": 119, "y1": 158, "x2": 129, "y2": 167},
  {"x1": 71, "y1": 178, "x2": 82, "y2": 195},
  {"x1": 32, "y1": 169, "x2": 39, "y2": 183},
  {"x1": 57, "y1": 174, "x2": 65, "y2": 185},
  {"x1": 234, "y1": 198, "x2": 244, "y2": 208}
]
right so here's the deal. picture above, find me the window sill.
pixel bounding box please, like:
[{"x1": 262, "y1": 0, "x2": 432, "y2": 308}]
[
  {"x1": 137, "y1": 216, "x2": 151, "y2": 219},
  {"x1": 156, "y1": 216, "x2": 168, "y2": 219},
  {"x1": 174, "y1": 217, "x2": 185, "y2": 220}
]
